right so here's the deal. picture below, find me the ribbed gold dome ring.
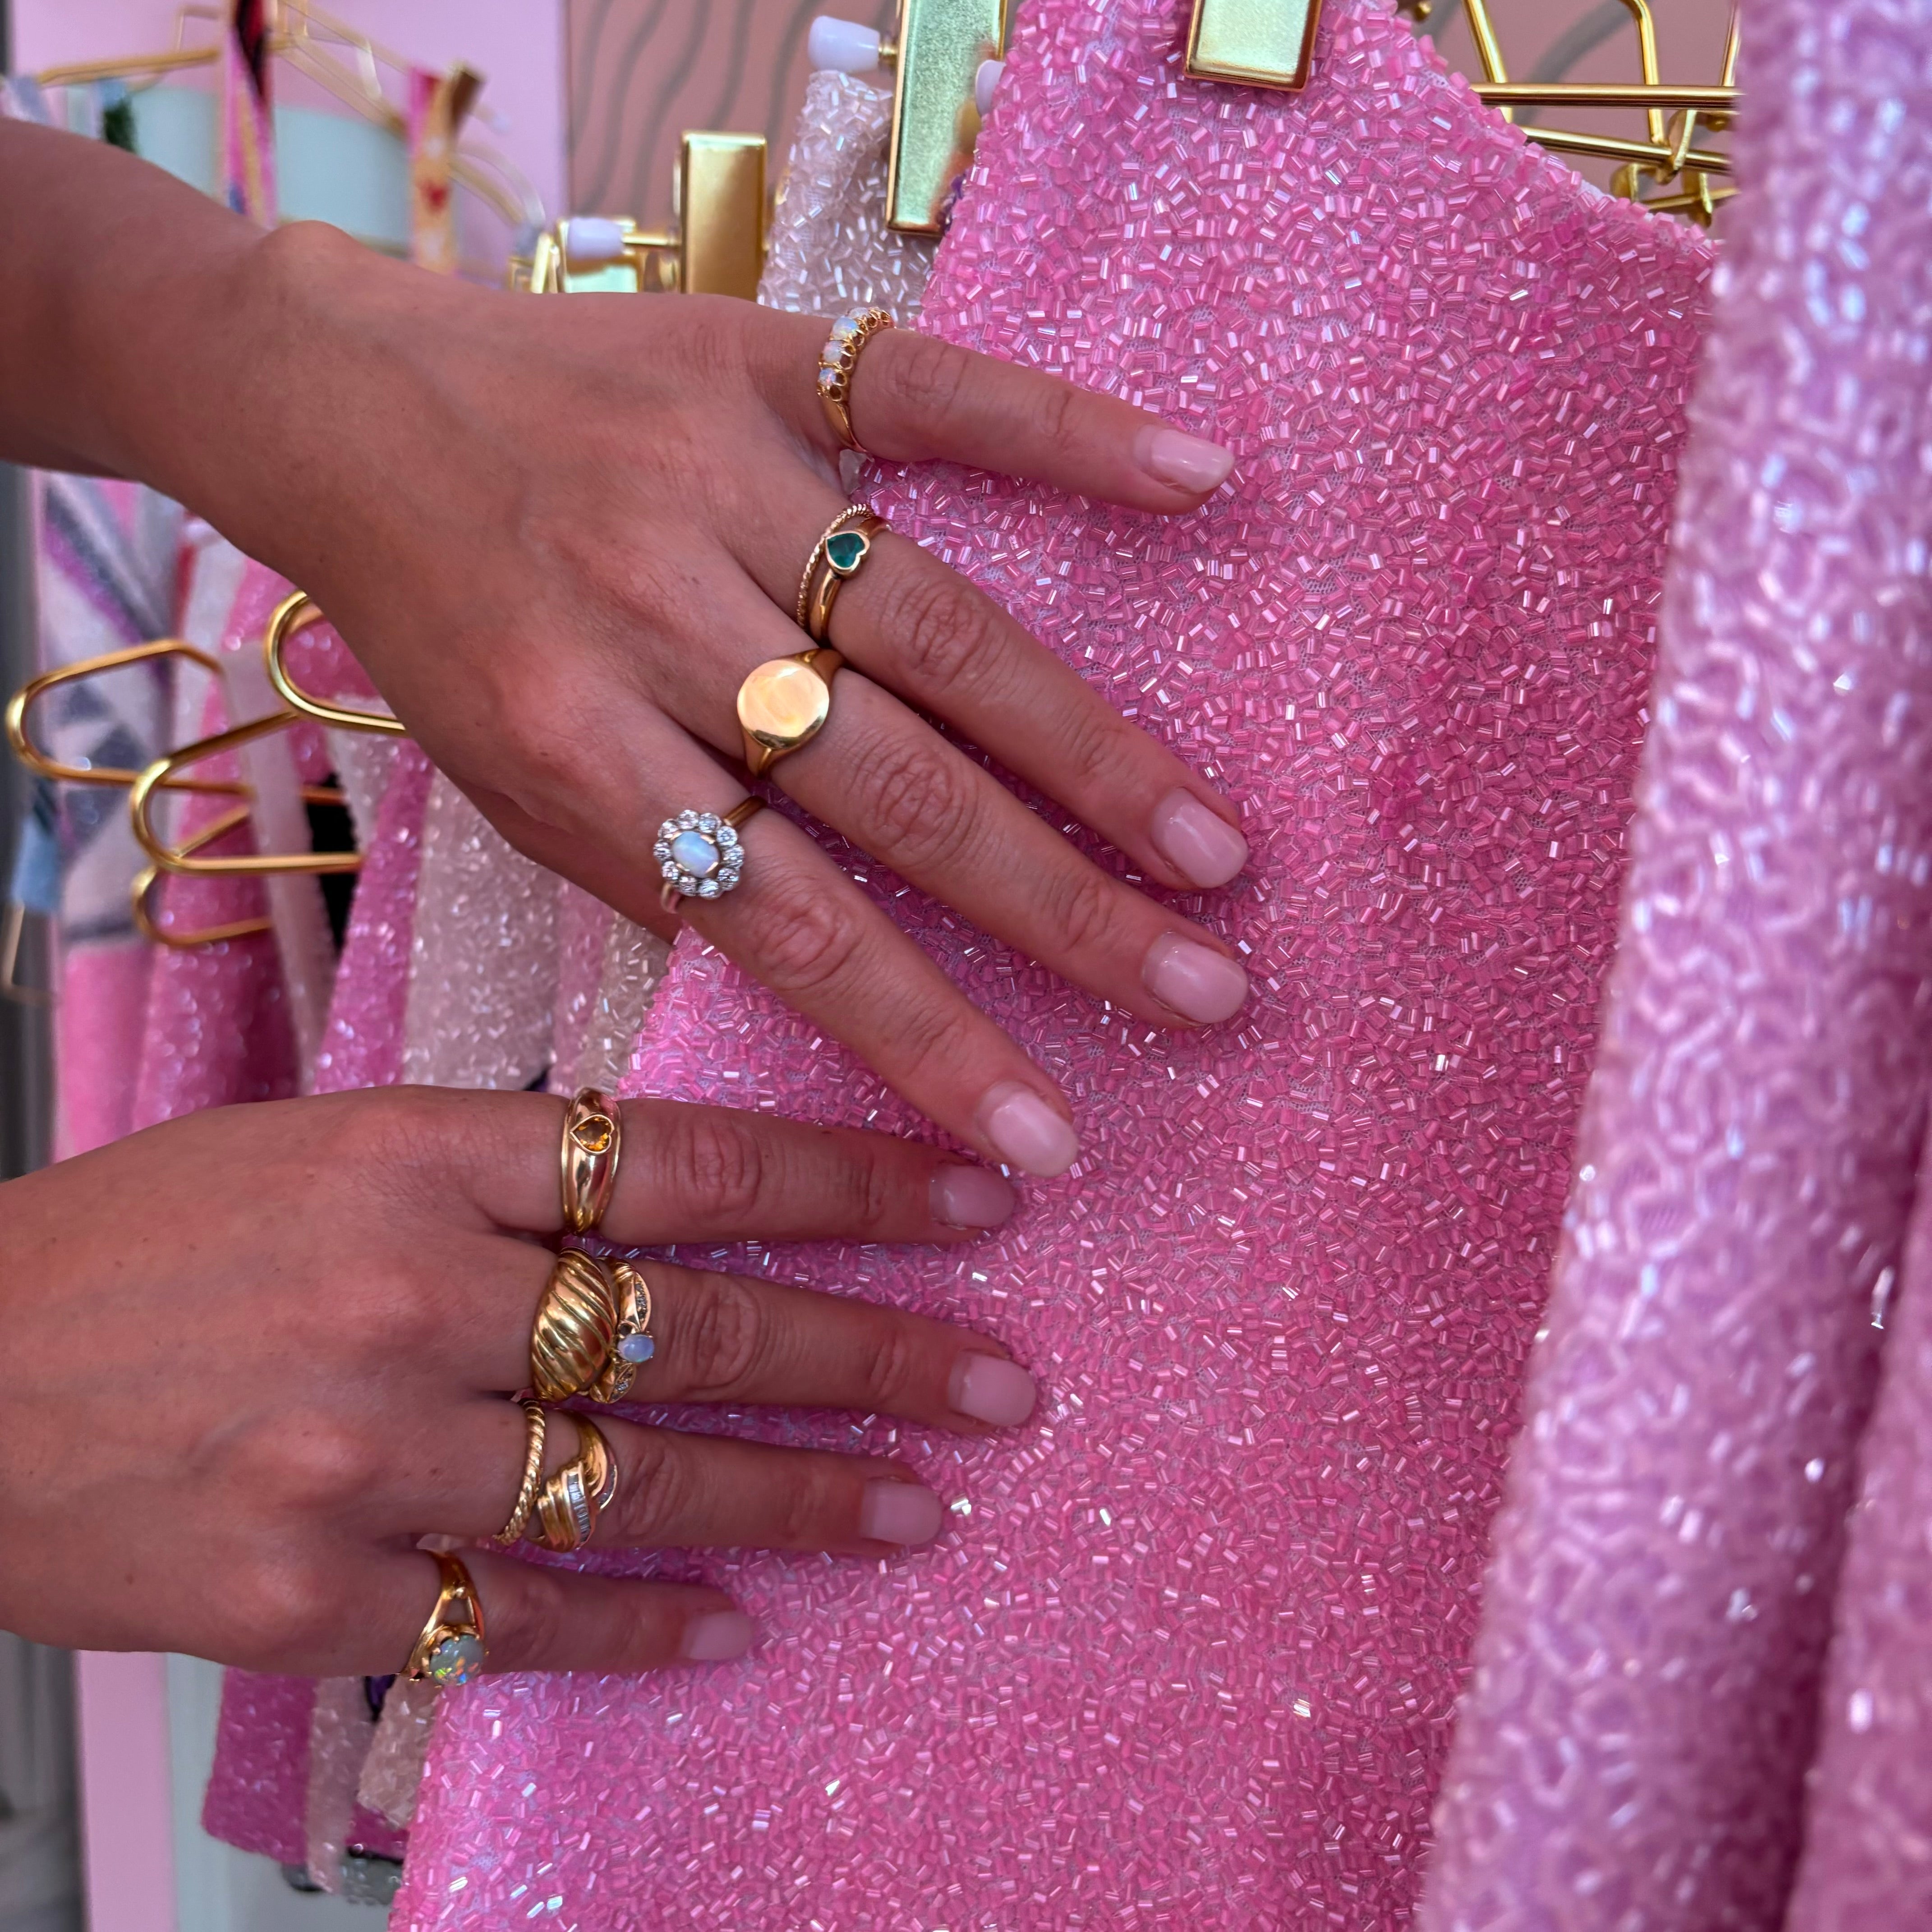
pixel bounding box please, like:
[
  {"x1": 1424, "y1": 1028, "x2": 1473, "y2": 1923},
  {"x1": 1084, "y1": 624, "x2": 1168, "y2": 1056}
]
[{"x1": 529, "y1": 1250, "x2": 620, "y2": 1401}]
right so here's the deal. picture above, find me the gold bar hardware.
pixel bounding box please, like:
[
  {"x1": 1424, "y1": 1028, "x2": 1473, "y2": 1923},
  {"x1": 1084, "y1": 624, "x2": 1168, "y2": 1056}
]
[
  {"x1": 885, "y1": 0, "x2": 1013, "y2": 235},
  {"x1": 1184, "y1": 0, "x2": 1323, "y2": 92},
  {"x1": 516, "y1": 133, "x2": 768, "y2": 297},
  {"x1": 1475, "y1": 82, "x2": 1736, "y2": 113}
]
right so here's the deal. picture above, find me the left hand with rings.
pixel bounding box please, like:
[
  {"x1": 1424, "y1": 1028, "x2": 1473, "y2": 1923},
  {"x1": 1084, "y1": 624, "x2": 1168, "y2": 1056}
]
[
  {"x1": 0, "y1": 1087, "x2": 1037, "y2": 1678},
  {"x1": 0, "y1": 120, "x2": 1254, "y2": 1180}
]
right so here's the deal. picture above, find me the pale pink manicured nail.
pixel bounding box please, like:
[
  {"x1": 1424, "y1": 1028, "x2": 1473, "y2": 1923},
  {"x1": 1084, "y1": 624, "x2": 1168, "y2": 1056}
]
[
  {"x1": 680, "y1": 1610, "x2": 756, "y2": 1661},
  {"x1": 860, "y1": 1481, "x2": 945, "y2": 1546},
  {"x1": 977, "y1": 1082, "x2": 1081, "y2": 1178},
  {"x1": 1143, "y1": 933, "x2": 1250, "y2": 1025},
  {"x1": 931, "y1": 1164, "x2": 1017, "y2": 1229},
  {"x1": 1140, "y1": 426, "x2": 1235, "y2": 493},
  {"x1": 950, "y1": 1353, "x2": 1038, "y2": 1426},
  {"x1": 1151, "y1": 789, "x2": 1249, "y2": 887}
]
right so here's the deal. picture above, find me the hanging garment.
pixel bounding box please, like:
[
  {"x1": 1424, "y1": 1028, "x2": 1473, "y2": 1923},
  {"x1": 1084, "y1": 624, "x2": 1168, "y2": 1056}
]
[
  {"x1": 392, "y1": 2, "x2": 1712, "y2": 1925},
  {"x1": 1420, "y1": 0, "x2": 1932, "y2": 1924}
]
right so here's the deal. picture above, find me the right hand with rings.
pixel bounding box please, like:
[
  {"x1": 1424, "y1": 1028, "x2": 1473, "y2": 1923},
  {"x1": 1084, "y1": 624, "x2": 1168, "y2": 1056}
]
[
  {"x1": 0, "y1": 121, "x2": 1253, "y2": 1178},
  {"x1": 0, "y1": 1087, "x2": 1036, "y2": 1677}
]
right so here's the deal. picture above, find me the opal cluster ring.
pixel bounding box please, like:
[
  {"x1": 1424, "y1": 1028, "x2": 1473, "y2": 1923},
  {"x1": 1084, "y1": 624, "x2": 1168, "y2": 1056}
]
[
  {"x1": 817, "y1": 306, "x2": 894, "y2": 452},
  {"x1": 796, "y1": 508, "x2": 887, "y2": 644},
  {"x1": 532, "y1": 1412, "x2": 620, "y2": 1553},
  {"x1": 658, "y1": 797, "x2": 764, "y2": 912},
  {"x1": 737, "y1": 650, "x2": 844, "y2": 778},
  {"x1": 404, "y1": 1550, "x2": 488, "y2": 1686},
  {"x1": 559, "y1": 1088, "x2": 621, "y2": 1235}
]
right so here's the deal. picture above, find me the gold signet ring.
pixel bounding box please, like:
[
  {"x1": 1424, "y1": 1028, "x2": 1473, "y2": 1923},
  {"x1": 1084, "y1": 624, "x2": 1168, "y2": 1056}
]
[{"x1": 736, "y1": 649, "x2": 844, "y2": 778}]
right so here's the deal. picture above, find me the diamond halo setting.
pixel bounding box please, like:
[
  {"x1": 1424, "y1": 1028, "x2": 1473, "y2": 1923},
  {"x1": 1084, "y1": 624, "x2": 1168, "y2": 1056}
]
[{"x1": 656, "y1": 807, "x2": 749, "y2": 903}]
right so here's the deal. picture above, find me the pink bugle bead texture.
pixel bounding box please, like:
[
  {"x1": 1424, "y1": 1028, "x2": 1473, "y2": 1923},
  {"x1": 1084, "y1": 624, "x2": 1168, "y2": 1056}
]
[{"x1": 395, "y1": 1, "x2": 1710, "y2": 1925}]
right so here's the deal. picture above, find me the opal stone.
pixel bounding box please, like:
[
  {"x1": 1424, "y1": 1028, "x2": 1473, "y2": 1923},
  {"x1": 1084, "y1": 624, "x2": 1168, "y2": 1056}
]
[
  {"x1": 826, "y1": 529, "x2": 869, "y2": 574},
  {"x1": 737, "y1": 657, "x2": 832, "y2": 748},
  {"x1": 617, "y1": 1334, "x2": 657, "y2": 1364},
  {"x1": 428, "y1": 1633, "x2": 484, "y2": 1687},
  {"x1": 669, "y1": 830, "x2": 719, "y2": 877}
]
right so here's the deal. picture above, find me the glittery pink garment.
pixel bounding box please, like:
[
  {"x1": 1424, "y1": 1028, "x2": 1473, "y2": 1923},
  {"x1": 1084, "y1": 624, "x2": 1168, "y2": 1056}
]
[
  {"x1": 396, "y1": 3, "x2": 1710, "y2": 1924},
  {"x1": 1420, "y1": 2, "x2": 1932, "y2": 1924}
]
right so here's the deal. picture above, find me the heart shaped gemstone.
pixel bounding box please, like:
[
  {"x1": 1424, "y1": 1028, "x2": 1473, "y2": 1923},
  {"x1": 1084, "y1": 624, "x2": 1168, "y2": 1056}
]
[{"x1": 826, "y1": 529, "x2": 869, "y2": 575}]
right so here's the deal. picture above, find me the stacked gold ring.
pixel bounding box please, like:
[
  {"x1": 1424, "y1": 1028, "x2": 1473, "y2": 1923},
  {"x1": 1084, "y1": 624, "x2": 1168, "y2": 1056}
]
[
  {"x1": 530, "y1": 1250, "x2": 620, "y2": 1401},
  {"x1": 532, "y1": 1412, "x2": 621, "y2": 1553},
  {"x1": 817, "y1": 305, "x2": 894, "y2": 452},
  {"x1": 560, "y1": 1088, "x2": 622, "y2": 1233},
  {"x1": 494, "y1": 1400, "x2": 549, "y2": 1545},
  {"x1": 796, "y1": 509, "x2": 887, "y2": 644},
  {"x1": 404, "y1": 1551, "x2": 488, "y2": 1686},
  {"x1": 591, "y1": 1260, "x2": 656, "y2": 1404}
]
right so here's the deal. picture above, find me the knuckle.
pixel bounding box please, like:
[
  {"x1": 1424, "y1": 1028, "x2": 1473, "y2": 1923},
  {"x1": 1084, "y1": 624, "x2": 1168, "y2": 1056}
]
[
  {"x1": 847, "y1": 734, "x2": 981, "y2": 876},
  {"x1": 666, "y1": 1110, "x2": 769, "y2": 1221},
  {"x1": 882, "y1": 330, "x2": 969, "y2": 428},
  {"x1": 250, "y1": 1412, "x2": 376, "y2": 1514},
  {"x1": 743, "y1": 867, "x2": 867, "y2": 1000},
  {"x1": 1043, "y1": 861, "x2": 1133, "y2": 960},
  {"x1": 853, "y1": 1313, "x2": 924, "y2": 1414},
  {"x1": 504, "y1": 1565, "x2": 567, "y2": 1663},
  {"x1": 678, "y1": 1273, "x2": 767, "y2": 1396},
  {"x1": 612, "y1": 1429, "x2": 691, "y2": 1545},
  {"x1": 771, "y1": 1458, "x2": 846, "y2": 1550},
  {"x1": 223, "y1": 1557, "x2": 342, "y2": 1665},
  {"x1": 1032, "y1": 376, "x2": 1084, "y2": 459},
  {"x1": 1051, "y1": 704, "x2": 1132, "y2": 799},
  {"x1": 886, "y1": 573, "x2": 1001, "y2": 704}
]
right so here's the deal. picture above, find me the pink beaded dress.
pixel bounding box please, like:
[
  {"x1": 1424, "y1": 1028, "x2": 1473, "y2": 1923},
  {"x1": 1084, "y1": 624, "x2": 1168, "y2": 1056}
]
[{"x1": 390, "y1": 1, "x2": 1712, "y2": 1924}]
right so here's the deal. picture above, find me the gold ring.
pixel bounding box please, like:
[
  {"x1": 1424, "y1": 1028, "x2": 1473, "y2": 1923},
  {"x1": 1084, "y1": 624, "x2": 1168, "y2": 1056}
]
[
  {"x1": 817, "y1": 306, "x2": 893, "y2": 453},
  {"x1": 590, "y1": 1260, "x2": 656, "y2": 1403},
  {"x1": 793, "y1": 506, "x2": 869, "y2": 625},
  {"x1": 531, "y1": 1412, "x2": 620, "y2": 1553},
  {"x1": 797, "y1": 511, "x2": 887, "y2": 644},
  {"x1": 494, "y1": 1400, "x2": 549, "y2": 1545},
  {"x1": 403, "y1": 1550, "x2": 488, "y2": 1685},
  {"x1": 736, "y1": 650, "x2": 843, "y2": 777},
  {"x1": 530, "y1": 1250, "x2": 620, "y2": 1401},
  {"x1": 560, "y1": 1088, "x2": 622, "y2": 1234},
  {"x1": 658, "y1": 797, "x2": 766, "y2": 914}
]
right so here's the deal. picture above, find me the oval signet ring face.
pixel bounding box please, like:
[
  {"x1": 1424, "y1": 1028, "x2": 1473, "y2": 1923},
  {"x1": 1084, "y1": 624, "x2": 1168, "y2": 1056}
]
[{"x1": 737, "y1": 655, "x2": 835, "y2": 758}]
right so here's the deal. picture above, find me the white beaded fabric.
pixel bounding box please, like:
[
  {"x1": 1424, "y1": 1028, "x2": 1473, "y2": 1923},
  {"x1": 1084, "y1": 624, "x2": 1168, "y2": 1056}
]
[
  {"x1": 1421, "y1": 0, "x2": 1932, "y2": 1923},
  {"x1": 756, "y1": 69, "x2": 937, "y2": 323},
  {"x1": 394, "y1": 2, "x2": 1711, "y2": 1926}
]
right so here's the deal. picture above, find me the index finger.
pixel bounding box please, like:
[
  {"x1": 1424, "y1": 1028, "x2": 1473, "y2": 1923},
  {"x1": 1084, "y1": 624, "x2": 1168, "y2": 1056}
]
[
  {"x1": 746, "y1": 305, "x2": 1236, "y2": 514},
  {"x1": 413, "y1": 1088, "x2": 1020, "y2": 1247}
]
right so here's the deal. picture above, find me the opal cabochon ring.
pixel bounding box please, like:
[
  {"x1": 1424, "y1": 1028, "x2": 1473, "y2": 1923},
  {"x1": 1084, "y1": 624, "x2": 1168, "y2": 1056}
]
[
  {"x1": 817, "y1": 305, "x2": 894, "y2": 453},
  {"x1": 657, "y1": 798, "x2": 765, "y2": 914}
]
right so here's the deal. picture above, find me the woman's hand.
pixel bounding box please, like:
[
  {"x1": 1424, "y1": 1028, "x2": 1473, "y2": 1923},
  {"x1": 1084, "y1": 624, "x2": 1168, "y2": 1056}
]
[
  {"x1": 0, "y1": 120, "x2": 1250, "y2": 1177},
  {"x1": 0, "y1": 1088, "x2": 1036, "y2": 1675}
]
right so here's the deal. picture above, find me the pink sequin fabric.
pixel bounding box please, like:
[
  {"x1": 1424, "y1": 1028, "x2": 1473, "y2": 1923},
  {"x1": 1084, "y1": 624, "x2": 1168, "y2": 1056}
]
[
  {"x1": 396, "y1": 3, "x2": 1709, "y2": 1925},
  {"x1": 1422, "y1": 1, "x2": 1932, "y2": 1923}
]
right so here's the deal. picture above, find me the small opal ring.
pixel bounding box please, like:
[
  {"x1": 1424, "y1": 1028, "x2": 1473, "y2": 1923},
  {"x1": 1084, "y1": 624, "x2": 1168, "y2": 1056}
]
[
  {"x1": 591, "y1": 1260, "x2": 656, "y2": 1403},
  {"x1": 658, "y1": 798, "x2": 764, "y2": 913},
  {"x1": 796, "y1": 508, "x2": 888, "y2": 643},
  {"x1": 736, "y1": 649, "x2": 843, "y2": 777},
  {"x1": 403, "y1": 1551, "x2": 488, "y2": 1687},
  {"x1": 817, "y1": 306, "x2": 894, "y2": 452}
]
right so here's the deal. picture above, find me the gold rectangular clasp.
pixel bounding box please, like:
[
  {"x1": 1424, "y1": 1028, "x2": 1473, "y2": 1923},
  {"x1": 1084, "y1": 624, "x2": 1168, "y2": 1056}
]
[
  {"x1": 886, "y1": 0, "x2": 1012, "y2": 235},
  {"x1": 678, "y1": 131, "x2": 767, "y2": 298},
  {"x1": 1184, "y1": 0, "x2": 1323, "y2": 92}
]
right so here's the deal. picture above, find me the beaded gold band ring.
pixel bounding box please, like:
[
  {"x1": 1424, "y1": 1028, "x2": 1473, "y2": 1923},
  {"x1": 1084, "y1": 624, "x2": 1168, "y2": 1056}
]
[
  {"x1": 529, "y1": 1250, "x2": 620, "y2": 1402},
  {"x1": 658, "y1": 797, "x2": 765, "y2": 913},
  {"x1": 817, "y1": 306, "x2": 893, "y2": 453},
  {"x1": 404, "y1": 1550, "x2": 488, "y2": 1686},
  {"x1": 494, "y1": 1400, "x2": 549, "y2": 1545},
  {"x1": 531, "y1": 1412, "x2": 620, "y2": 1554},
  {"x1": 560, "y1": 1088, "x2": 622, "y2": 1235},
  {"x1": 798, "y1": 511, "x2": 887, "y2": 644}
]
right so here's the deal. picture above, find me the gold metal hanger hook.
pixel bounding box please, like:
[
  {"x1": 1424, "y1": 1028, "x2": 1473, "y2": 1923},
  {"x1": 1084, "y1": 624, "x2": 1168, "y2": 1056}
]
[
  {"x1": 130, "y1": 710, "x2": 364, "y2": 878},
  {"x1": 264, "y1": 591, "x2": 406, "y2": 736},
  {"x1": 131, "y1": 804, "x2": 281, "y2": 950}
]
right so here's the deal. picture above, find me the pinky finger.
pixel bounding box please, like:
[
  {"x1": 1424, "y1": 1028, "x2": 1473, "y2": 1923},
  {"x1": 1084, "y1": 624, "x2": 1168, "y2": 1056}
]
[{"x1": 368, "y1": 1547, "x2": 755, "y2": 1677}]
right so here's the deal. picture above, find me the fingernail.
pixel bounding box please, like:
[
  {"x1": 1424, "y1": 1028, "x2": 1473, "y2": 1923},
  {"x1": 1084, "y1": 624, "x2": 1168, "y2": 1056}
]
[
  {"x1": 977, "y1": 1082, "x2": 1081, "y2": 1178},
  {"x1": 1143, "y1": 933, "x2": 1250, "y2": 1025},
  {"x1": 680, "y1": 1610, "x2": 756, "y2": 1662},
  {"x1": 860, "y1": 1481, "x2": 946, "y2": 1546},
  {"x1": 1151, "y1": 789, "x2": 1249, "y2": 888},
  {"x1": 931, "y1": 1164, "x2": 1017, "y2": 1229},
  {"x1": 1140, "y1": 427, "x2": 1235, "y2": 494},
  {"x1": 950, "y1": 1352, "x2": 1038, "y2": 1426}
]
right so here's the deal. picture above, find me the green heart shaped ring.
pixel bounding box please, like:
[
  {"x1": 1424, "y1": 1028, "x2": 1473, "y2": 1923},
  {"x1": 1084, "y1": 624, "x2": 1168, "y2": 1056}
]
[{"x1": 795, "y1": 507, "x2": 888, "y2": 644}]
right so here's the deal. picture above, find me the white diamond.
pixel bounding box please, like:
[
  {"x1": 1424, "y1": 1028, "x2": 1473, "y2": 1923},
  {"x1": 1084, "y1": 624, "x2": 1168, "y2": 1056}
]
[
  {"x1": 697, "y1": 879, "x2": 720, "y2": 898},
  {"x1": 660, "y1": 860, "x2": 678, "y2": 879},
  {"x1": 677, "y1": 809, "x2": 698, "y2": 829},
  {"x1": 652, "y1": 842, "x2": 670, "y2": 860},
  {"x1": 698, "y1": 812, "x2": 720, "y2": 832},
  {"x1": 717, "y1": 826, "x2": 738, "y2": 847}
]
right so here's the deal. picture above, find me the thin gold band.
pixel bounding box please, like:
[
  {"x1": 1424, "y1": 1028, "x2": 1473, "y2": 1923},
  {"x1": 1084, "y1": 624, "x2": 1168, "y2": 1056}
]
[
  {"x1": 801, "y1": 513, "x2": 887, "y2": 645},
  {"x1": 494, "y1": 1400, "x2": 549, "y2": 1545},
  {"x1": 794, "y1": 506, "x2": 871, "y2": 626}
]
